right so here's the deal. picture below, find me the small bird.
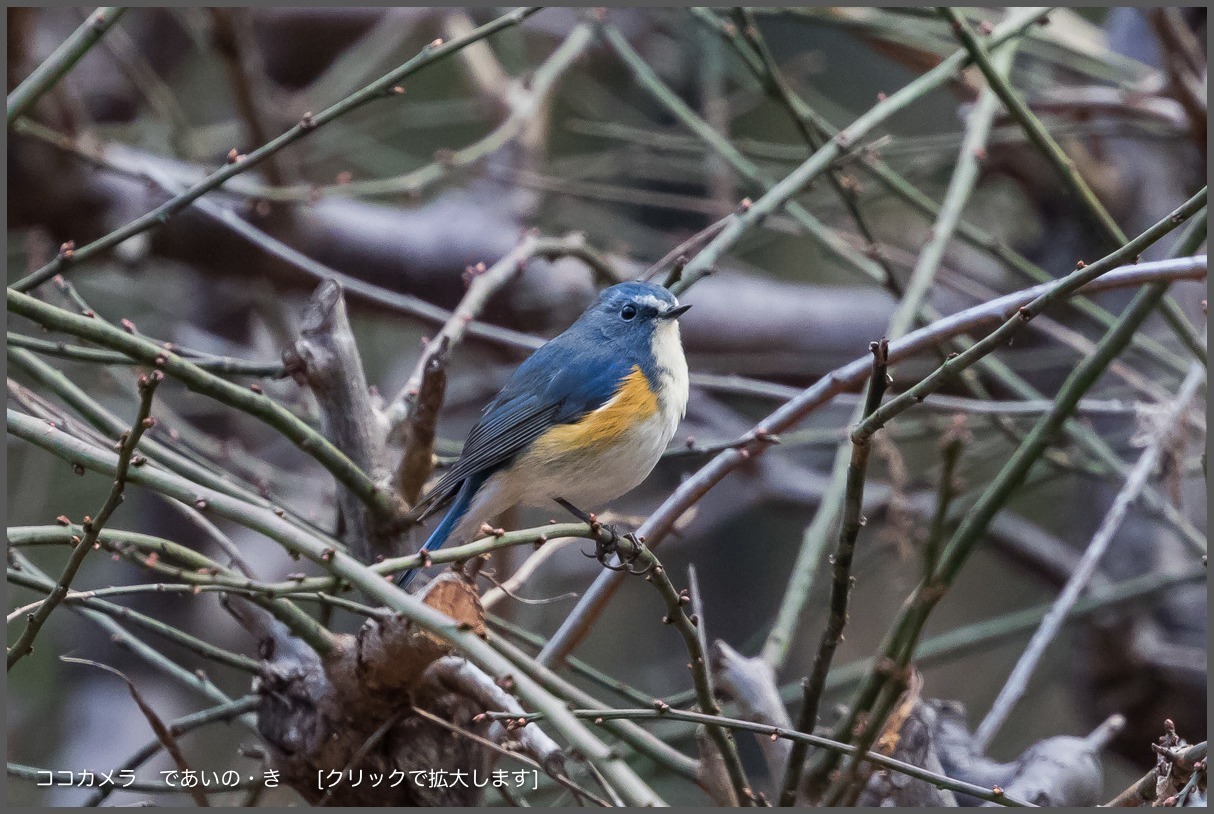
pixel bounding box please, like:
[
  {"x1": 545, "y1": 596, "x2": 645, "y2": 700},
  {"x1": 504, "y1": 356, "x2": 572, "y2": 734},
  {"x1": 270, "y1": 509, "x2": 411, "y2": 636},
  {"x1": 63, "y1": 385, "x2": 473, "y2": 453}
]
[{"x1": 398, "y1": 281, "x2": 690, "y2": 588}]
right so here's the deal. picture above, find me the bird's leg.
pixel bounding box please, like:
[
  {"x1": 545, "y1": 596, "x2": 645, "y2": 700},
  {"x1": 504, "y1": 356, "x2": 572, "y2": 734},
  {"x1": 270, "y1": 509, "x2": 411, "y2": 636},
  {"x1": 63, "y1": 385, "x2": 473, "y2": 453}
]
[
  {"x1": 554, "y1": 498, "x2": 648, "y2": 574},
  {"x1": 554, "y1": 497, "x2": 593, "y2": 525}
]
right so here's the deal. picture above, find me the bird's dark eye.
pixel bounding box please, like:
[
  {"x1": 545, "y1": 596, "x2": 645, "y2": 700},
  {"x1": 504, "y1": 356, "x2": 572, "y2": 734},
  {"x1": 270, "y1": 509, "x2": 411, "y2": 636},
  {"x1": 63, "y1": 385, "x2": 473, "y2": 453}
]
[{"x1": 620, "y1": 304, "x2": 637, "y2": 321}]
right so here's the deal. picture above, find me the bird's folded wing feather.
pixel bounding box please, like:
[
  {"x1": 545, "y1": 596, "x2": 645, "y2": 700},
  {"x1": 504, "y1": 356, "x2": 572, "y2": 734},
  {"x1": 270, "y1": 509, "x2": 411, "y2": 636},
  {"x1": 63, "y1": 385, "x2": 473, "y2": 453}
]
[{"x1": 411, "y1": 347, "x2": 635, "y2": 521}]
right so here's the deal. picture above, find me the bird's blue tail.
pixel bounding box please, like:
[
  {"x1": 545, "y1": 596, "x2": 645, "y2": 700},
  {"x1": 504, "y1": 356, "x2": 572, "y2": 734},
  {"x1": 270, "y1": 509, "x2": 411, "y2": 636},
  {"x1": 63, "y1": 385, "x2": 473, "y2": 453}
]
[{"x1": 396, "y1": 475, "x2": 483, "y2": 589}]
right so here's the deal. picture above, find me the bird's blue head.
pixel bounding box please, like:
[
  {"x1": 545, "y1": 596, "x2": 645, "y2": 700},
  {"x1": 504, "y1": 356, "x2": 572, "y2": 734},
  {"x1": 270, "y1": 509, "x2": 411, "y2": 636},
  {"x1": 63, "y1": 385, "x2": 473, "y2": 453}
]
[
  {"x1": 558, "y1": 280, "x2": 690, "y2": 383},
  {"x1": 575, "y1": 281, "x2": 690, "y2": 341},
  {"x1": 556, "y1": 280, "x2": 690, "y2": 406}
]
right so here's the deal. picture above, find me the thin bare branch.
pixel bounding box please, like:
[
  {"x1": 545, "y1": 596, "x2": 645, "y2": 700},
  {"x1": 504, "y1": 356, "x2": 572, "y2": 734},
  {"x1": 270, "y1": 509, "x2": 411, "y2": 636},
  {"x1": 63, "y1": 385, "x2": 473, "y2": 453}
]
[{"x1": 8, "y1": 369, "x2": 161, "y2": 670}]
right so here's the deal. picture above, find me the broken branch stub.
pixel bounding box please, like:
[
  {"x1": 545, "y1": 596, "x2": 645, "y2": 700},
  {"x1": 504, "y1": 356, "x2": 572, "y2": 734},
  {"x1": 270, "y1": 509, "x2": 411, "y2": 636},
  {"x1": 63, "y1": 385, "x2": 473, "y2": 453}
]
[
  {"x1": 255, "y1": 573, "x2": 502, "y2": 805},
  {"x1": 285, "y1": 279, "x2": 402, "y2": 562}
]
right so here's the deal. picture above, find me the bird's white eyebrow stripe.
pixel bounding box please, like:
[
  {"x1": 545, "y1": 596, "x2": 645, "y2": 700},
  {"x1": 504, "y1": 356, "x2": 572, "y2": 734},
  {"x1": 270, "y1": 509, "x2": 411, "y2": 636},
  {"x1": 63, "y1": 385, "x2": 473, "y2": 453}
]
[{"x1": 635, "y1": 294, "x2": 674, "y2": 311}]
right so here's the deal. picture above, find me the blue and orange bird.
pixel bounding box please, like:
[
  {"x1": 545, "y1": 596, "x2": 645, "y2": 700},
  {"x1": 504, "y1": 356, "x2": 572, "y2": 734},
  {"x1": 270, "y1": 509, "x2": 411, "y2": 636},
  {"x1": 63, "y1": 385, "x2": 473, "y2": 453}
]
[{"x1": 397, "y1": 281, "x2": 691, "y2": 588}]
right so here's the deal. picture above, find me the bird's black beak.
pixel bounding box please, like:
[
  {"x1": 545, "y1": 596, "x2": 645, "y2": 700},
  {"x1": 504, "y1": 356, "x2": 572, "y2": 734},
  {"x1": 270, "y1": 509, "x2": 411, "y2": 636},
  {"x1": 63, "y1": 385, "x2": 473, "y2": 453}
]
[{"x1": 661, "y1": 304, "x2": 692, "y2": 320}]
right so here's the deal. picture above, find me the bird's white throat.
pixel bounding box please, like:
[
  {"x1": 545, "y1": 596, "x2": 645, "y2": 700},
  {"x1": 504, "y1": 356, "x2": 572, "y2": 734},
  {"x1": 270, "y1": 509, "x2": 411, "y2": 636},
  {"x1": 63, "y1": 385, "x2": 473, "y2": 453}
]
[{"x1": 653, "y1": 319, "x2": 690, "y2": 425}]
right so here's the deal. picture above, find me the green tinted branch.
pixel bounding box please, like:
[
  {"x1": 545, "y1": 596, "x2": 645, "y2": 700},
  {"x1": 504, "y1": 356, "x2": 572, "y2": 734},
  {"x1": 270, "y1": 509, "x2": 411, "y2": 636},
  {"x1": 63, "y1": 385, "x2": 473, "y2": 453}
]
[{"x1": 7, "y1": 7, "x2": 127, "y2": 125}]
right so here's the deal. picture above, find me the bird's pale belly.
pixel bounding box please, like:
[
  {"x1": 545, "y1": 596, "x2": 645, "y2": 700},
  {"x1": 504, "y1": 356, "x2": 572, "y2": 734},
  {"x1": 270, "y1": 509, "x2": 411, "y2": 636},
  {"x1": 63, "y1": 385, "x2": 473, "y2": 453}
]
[
  {"x1": 446, "y1": 409, "x2": 676, "y2": 545},
  {"x1": 511, "y1": 408, "x2": 676, "y2": 506},
  {"x1": 444, "y1": 347, "x2": 687, "y2": 546},
  {"x1": 507, "y1": 363, "x2": 679, "y2": 506}
]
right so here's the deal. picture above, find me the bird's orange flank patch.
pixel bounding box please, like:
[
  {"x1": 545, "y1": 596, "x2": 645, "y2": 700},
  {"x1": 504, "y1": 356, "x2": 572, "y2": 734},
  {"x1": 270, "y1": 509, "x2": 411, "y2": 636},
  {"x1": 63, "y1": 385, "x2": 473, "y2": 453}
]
[{"x1": 532, "y1": 366, "x2": 658, "y2": 456}]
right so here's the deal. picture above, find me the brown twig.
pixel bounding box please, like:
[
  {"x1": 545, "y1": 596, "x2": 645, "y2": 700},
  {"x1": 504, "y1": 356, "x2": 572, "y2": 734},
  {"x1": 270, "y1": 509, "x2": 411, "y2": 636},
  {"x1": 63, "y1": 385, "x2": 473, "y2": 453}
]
[
  {"x1": 397, "y1": 336, "x2": 450, "y2": 507},
  {"x1": 61, "y1": 656, "x2": 210, "y2": 807},
  {"x1": 661, "y1": 559, "x2": 753, "y2": 803},
  {"x1": 779, "y1": 338, "x2": 889, "y2": 806},
  {"x1": 480, "y1": 536, "x2": 581, "y2": 609}
]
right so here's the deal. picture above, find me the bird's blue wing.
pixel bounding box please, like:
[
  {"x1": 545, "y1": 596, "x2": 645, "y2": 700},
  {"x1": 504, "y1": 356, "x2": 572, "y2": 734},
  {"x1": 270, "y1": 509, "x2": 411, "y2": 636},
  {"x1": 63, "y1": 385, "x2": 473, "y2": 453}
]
[
  {"x1": 411, "y1": 341, "x2": 634, "y2": 520},
  {"x1": 397, "y1": 471, "x2": 488, "y2": 588}
]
